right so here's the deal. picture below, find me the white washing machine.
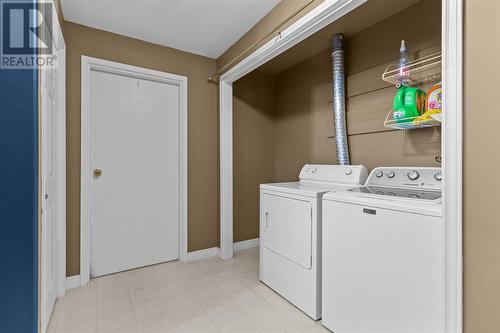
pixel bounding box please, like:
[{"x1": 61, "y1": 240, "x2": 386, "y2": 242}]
[
  {"x1": 322, "y1": 167, "x2": 444, "y2": 333},
  {"x1": 259, "y1": 164, "x2": 368, "y2": 320}
]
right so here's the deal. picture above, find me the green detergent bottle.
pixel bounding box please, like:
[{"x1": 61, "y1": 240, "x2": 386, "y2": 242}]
[{"x1": 392, "y1": 83, "x2": 426, "y2": 123}]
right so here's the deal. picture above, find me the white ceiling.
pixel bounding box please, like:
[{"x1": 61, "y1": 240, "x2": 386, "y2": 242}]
[{"x1": 61, "y1": 0, "x2": 281, "y2": 59}]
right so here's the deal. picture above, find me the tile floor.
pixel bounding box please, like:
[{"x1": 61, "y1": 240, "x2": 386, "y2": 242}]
[{"x1": 48, "y1": 247, "x2": 329, "y2": 333}]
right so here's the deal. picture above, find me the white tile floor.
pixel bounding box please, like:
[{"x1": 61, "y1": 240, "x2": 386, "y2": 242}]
[{"x1": 48, "y1": 247, "x2": 329, "y2": 333}]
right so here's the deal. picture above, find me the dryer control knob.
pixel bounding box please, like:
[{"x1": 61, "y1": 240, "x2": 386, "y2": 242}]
[
  {"x1": 434, "y1": 172, "x2": 442, "y2": 181},
  {"x1": 311, "y1": 168, "x2": 317, "y2": 173},
  {"x1": 345, "y1": 169, "x2": 352, "y2": 175},
  {"x1": 387, "y1": 171, "x2": 395, "y2": 178},
  {"x1": 407, "y1": 170, "x2": 420, "y2": 181},
  {"x1": 375, "y1": 171, "x2": 384, "y2": 178}
]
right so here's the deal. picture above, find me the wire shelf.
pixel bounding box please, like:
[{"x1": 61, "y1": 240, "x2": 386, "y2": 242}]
[
  {"x1": 382, "y1": 52, "x2": 441, "y2": 86},
  {"x1": 384, "y1": 110, "x2": 442, "y2": 130}
]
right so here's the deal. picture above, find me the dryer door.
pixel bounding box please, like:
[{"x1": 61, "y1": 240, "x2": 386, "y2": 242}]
[{"x1": 261, "y1": 193, "x2": 313, "y2": 269}]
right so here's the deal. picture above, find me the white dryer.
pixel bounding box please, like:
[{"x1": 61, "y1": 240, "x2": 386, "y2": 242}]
[
  {"x1": 322, "y1": 167, "x2": 444, "y2": 333},
  {"x1": 259, "y1": 164, "x2": 368, "y2": 320}
]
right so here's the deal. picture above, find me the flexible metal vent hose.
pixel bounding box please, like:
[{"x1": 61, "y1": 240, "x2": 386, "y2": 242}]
[{"x1": 332, "y1": 33, "x2": 350, "y2": 165}]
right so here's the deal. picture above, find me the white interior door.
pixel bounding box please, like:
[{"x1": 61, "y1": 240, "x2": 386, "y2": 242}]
[
  {"x1": 40, "y1": 4, "x2": 65, "y2": 332},
  {"x1": 89, "y1": 69, "x2": 180, "y2": 277},
  {"x1": 41, "y1": 65, "x2": 58, "y2": 332}
]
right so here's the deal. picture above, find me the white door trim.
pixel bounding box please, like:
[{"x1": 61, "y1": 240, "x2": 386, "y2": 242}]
[
  {"x1": 442, "y1": 0, "x2": 463, "y2": 332},
  {"x1": 80, "y1": 56, "x2": 188, "y2": 286},
  {"x1": 56, "y1": 48, "x2": 66, "y2": 299},
  {"x1": 219, "y1": 80, "x2": 233, "y2": 260},
  {"x1": 219, "y1": 0, "x2": 463, "y2": 332}
]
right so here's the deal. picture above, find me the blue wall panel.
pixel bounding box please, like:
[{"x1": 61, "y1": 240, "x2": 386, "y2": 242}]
[{"x1": 0, "y1": 60, "x2": 39, "y2": 332}]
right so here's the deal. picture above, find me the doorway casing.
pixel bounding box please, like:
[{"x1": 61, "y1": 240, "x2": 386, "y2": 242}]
[
  {"x1": 218, "y1": 0, "x2": 463, "y2": 332},
  {"x1": 80, "y1": 56, "x2": 189, "y2": 286}
]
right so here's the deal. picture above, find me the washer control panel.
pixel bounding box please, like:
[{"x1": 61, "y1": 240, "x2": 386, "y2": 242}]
[
  {"x1": 366, "y1": 167, "x2": 442, "y2": 190},
  {"x1": 299, "y1": 164, "x2": 368, "y2": 185}
]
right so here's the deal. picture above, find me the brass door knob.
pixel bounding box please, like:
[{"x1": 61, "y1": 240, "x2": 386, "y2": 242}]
[{"x1": 93, "y1": 169, "x2": 102, "y2": 177}]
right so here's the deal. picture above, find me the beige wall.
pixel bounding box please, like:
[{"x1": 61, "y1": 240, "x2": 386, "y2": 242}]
[
  {"x1": 233, "y1": 71, "x2": 276, "y2": 242},
  {"x1": 464, "y1": 0, "x2": 500, "y2": 332},
  {"x1": 273, "y1": 0, "x2": 441, "y2": 180},
  {"x1": 64, "y1": 22, "x2": 219, "y2": 276}
]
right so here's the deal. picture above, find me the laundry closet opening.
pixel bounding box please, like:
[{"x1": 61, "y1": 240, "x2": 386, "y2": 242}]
[{"x1": 232, "y1": 0, "x2": 442, "y2": 245}]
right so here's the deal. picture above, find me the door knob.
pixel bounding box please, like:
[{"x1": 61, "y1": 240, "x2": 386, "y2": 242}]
[{"x1": 93, "y1": 169, "x2": 102, "y2": 177}]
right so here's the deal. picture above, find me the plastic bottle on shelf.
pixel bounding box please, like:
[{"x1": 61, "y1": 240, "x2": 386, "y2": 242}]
[
  {"x1": 392, "y1": 83, "x2": 426, "y2": 124},
  {"x1": 398, "y1": 40, "x2": 409, "y2": 80},
  {"x1": 413, "y1": 82, "x2": 442, "y2": 125}
]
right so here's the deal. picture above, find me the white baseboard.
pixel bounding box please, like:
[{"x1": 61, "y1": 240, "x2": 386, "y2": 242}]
[
  {"x1": 172, "y1": 239, "x2": 260, "y2": 263},
  {"x1": 234, "y1": 238, "x2": 259, "y2": 252},
  {"x1": 185, "y1": 247, "x2": 220, "y2": 262},
  {"x1": 66, "y1": 275, "x2": 81, "y2": 290}
]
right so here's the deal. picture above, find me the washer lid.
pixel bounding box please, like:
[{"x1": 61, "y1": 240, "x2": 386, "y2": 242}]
[{"x1": 348, "y1": 186, "x2": 442, "y2": 201}]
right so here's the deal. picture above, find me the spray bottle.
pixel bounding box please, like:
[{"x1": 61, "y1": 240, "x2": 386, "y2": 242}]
[{"x1": 398, "y1": 40, "x2": 409, "y2": 79}]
